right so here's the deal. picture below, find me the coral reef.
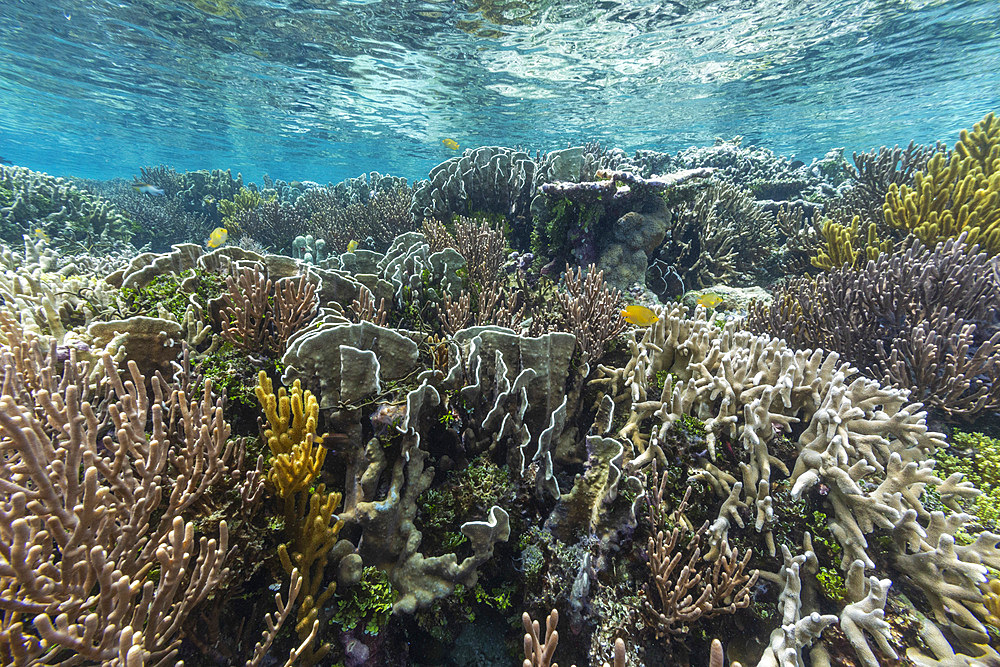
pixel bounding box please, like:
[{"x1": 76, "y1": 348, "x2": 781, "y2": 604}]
[
  {"x1": 4, "y1": 122, "x2": 1000, "y2": 667},
  {"x1": 1, "y1": 165, "x2": 136, "y2": 253}
]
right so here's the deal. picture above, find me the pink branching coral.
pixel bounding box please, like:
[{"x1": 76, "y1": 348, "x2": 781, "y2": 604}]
[
  {"x1": 0, "y1": 328, "x2": 240, "y2": 665},
  {"x1": 557, "y1": 263, "x2": 626, "y2": 363},
  {"x1": 220, "y1": 265, "x2": 317, "y2": 354}
]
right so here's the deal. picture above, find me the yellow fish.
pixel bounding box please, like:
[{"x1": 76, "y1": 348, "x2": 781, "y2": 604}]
[
  {"x1": 346, "y1": 239, "x2": 359, "y2": 253},
  {"x1": 206, "y1": 227, "x2": 228, "y2": 248},
  {"x1": 33, "y1": 227, "x2": 50, "y2": 242},
  {"x1": 696, "y1": 293, "x2": 724, "y2": 309},
  {"x1": 442, "y1": 138, "x2": 460, "y2": 150},
  {"x1": 620, "y1": 304, "x2": 658, "y2": 327}
]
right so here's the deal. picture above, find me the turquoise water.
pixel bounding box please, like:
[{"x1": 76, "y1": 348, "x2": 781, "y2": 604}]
[{"x1": 0, "y1": 0, "x2": 998, "y2": 182}]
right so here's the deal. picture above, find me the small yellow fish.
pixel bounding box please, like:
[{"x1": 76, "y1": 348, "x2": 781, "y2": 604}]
[
  {"x1": 206, "y1": 227, "x2": 228, "y2": 248},
  {"x1": 696, "y1": 293, "x2": 724, "y2": 309},
  {"x1": 442, "y1": 138, "x2": 460, "y2": 150},
  {"x1": 33, "y1": 227, "x2": 50, "y2": 242},
  {"x1": 346, "y1": 239, "x2": 359, "y2": 253},
  {"x1": 620, "y1": 304, "x2": 658, "y2": 327}
]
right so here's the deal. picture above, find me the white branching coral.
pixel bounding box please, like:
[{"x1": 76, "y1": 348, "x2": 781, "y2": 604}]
[{"x1": 590, "y1": 304, "x2": 999, "y2": 665}]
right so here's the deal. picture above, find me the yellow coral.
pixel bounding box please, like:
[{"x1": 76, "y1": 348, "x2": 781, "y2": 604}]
[
  {"x1": 255, "y1": 371, "x2": 326, "y2": 499},
  {"x1": 884, "y1": 112, "x2": 1000, "y2": 255},
  {"x1": 278, "y1": 484, "x2": 344, "y2": 665},
  {"x1": 811, "y1": 215, "x2": 891, "y2": 270},
  {"x1": 984, "y1": 578, "x2": 1000, "y2": 628}
]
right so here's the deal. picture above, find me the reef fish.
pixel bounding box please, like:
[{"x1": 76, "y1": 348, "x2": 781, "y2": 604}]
[
  {"x1": 442, "y1": 138, "x2": 460, "y2": 150},
  {"x1": 0, "y1": 156, "x2": 12, "y2": 165},
  {"x1": 346, "y1": 239, "x2": 359, "y2": 253},
  {"x1": 696, "y1": 293, "x2": 724, "y2": 309},
  {"x1": 206, "y1": 227, "x2": 228, "y2": 248},
  {"x1": 620, "y1": 304, "x2": 658, "y2": 326},
  {"x1": 132, "y1": 182, "x2": 165, "y2": 196}
]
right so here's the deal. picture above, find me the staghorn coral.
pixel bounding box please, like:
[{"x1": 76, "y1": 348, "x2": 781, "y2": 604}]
[
  {"x1": 884, "y1": 112, "x2": 1000, "y2": 255},
  {"x1": 453, "y1": 215, "x2": 507, "y2": 289}
]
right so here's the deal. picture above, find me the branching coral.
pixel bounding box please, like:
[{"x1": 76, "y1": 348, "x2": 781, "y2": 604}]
[
  {"x1": 255, "y1": 370, "x2": 342, "y2": 665},
  {"x1": 557, "y1": 263, "x2": 625, "y2": 363},
  {"x1": 0, "y1": 333, "x2": 234, "y2": 665},
  {"x1": 746, "y1": 235, "x2": 1000, "y2": 417},
  {"x1": 588, "y1": 303, "x2": 996, "y2": 663},
  {"x1": 1, "y1": 165, "x2": 136, "y2": 253},
  {"x1": 305, "y1": 185, "x2": 416, "y2": 253},
  {"x1": 255, "y1": 370, "x2": 326, "y2": 502},
  {"x1": 884, "y1": 112, "x2": 1000, "y2": 255},
  {"x1": 843, "y1": 140, "x2": 942, "y2": 225},
  {"x1": 641, "y1": 484, "x2": 757, "y2": 637},
  {"x1": 231, "y1": 198, "x2": 310, "y2": 254},
  {"x1": 810, "y1": 214, "x2": 891, "y2": 270},
  {"x1": 650, "y1": 181, "x2": 775, "y2": 294},
  {"x1": 220, "y1": 265, "x2": 318, "y2": 355}
]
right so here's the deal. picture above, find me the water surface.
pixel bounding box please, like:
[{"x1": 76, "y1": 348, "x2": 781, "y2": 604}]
[{"x1": 0, "y1": 0, "x2": 997, "y2": 181}]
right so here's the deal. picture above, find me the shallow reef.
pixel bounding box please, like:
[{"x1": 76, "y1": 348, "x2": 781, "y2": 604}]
[{"x1": 1, "y1": 113, "x2": 1000, "y2": 667}]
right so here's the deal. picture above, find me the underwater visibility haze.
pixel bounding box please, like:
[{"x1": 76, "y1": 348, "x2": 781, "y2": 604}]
[{"x1": 2, "y1": 1, "x2": 1000, "y2": 667}]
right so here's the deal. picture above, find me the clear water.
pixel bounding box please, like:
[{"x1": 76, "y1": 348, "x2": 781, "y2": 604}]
[{"x1": 1, "y1": 0, "x2": 998, "y2": 183}]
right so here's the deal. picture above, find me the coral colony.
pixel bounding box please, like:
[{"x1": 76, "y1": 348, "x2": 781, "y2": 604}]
[{"x1": 1, "y1": 112, "x2": 1000, "y2": 667}]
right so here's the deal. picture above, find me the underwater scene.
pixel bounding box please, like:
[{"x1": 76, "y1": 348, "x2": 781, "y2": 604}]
[{"x1": 2, "y1": 0, "x2": 1000, "y2": 666}]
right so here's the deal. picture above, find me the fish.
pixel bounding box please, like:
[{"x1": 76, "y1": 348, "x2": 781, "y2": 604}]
[
  {"x1": 442, "y1": 138, "x2": 460, "y2": 150},
  {"x1": 620, "y1": 304, "x2": 659, "y2": 327},
  {"x1": 132, "y1": 182, "x2": 165, "y2": 196},
  {"x1": 33, "y1": 228, "x2": 50, "y2": 242},
  {"x1": 346, "y1": 239, "x2": 359, "y2": 253},
  {"x1": 696, "y1": 293, "x2": 724, "y2": 309},
  {"x1": 206, "y1": 227, "x2": 228, "y2": 248},
  {"x1": 0, "y1": 156, "x2": 12, "y2": 165}
]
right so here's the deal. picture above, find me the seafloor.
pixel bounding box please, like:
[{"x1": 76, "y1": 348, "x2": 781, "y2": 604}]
[{"x1": 1, "y1": 112, "x2": 1000, "y2": 667}]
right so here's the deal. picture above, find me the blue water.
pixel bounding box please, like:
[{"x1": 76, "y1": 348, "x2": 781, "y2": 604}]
[{"x1": 0, "y1": 0, "x2": 998, "y2": 184}]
